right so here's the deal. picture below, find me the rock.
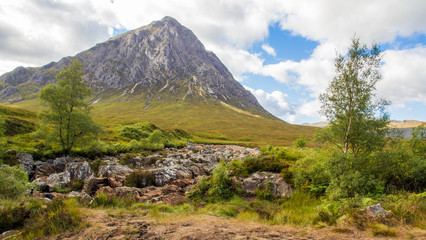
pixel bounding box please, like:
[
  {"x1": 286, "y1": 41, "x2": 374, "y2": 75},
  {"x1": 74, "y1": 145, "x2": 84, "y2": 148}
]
[
  {"x1": 66, "y1": 161, "x2": 94, "y2": 181},
  {"x1": 241, "y1": 172, "x2": 292, "y2": 197},
  {"x1": 98, "y1": 164, "x2": 133, "y2": 178},
  {"x1": 34, "y1": 161, "x2": 56, "y2": 178},
  {"x1": 107, "y1": 176, "x2": 125, "y2": 188},
  {"x1": 16, "y1": 153, "x2": 35, "y2": 176},
  {"x1": 1, "y1": 230, "x2": 18, "y2": 239},
  {"x1": 149, "y1": 167, "x2": 193, "y2": 186},
  {"x1": 53, "y1": 157, "x2": 69, "y2": 172},
  {"x1": 67, "y1": 191, "x2": 91, "y2": 198},
  {"x1": 84, "y1": 177, "x2": 109, "y2": 196},
  {"x1": 45, "y1": 172, "x2": 71, "y2": 188},
  {"x1": 363, "y1": 204, "x2": 390, "y2": 217}
]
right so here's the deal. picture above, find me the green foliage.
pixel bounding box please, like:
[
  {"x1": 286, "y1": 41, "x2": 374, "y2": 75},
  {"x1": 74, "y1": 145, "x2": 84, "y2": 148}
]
[
  {"x1": 39, "y1": 60, "x2": 101, "y2": 155},
  {"x1": 124, "y1": 171, "x2": 155, "y2": 188},
  {"x1": 0, "y1": 116, "x2": 6, "y2": 137},
  {"x1": 318, "y1": 37, "x2": 389, "y2": 157},
  {"x1": 256, "y1": 181, "x2": 276, "y2": 201},
  {"x1": 295, "y1": 136, "x2": 307, "y2": 148},
  {"x1": 410, "y1": 125, "x2": 426, "y2": 158},
  {"x1": 91, "y1": 191, "x2": 133, "y2": 208},
  {"x1": 381, "y1": 192, "x2": 426, "y2": 228},
  {"x1": 119, "y1": 122, "x2": 157, "y2": 140},
  {"x1": 0, "y1": 164, "x2": 30, "y2": 198},
  {"x1": 21, "y1": 198, "x2": 83, "y2": 239},
  {"x1": 325, "y1": 153, "x2": 385, "y2": 199},
  {"x1": 241, "y1": 156, "x2": 288, "y2": 174},
  {"x1": 0, "y1": 197, "x2": 43, "y2": 233},
  {"x1": 187, "y1": 161, "x2": 237, "y2": 202},
  {"x1": 275, "y1": 190, "x2": 321, "y2": 226}
]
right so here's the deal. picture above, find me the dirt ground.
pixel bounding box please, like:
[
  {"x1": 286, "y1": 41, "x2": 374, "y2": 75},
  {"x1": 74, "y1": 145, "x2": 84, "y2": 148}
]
[{"x1": 46, "y1": 209, "x2": 425, "y2": 240}]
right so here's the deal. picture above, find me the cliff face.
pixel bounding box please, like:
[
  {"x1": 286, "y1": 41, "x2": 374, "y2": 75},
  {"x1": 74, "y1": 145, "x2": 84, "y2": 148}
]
[{"x1": 0, "y1": 17, "x2": 270, "y2": 116}]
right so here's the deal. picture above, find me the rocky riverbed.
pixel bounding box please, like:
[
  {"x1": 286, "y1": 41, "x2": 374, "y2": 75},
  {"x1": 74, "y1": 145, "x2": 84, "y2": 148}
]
[{"x1": 16, "y1": 143, "x2": 292, "y2": 204}]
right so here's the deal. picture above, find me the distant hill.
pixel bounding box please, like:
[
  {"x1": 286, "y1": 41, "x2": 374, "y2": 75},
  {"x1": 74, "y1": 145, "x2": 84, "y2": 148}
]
[
  {"x1": 305, "y1": 120, "x2": 425, "y2": 139},
  {"x1": 0, "y1": 17, "x2": 316, "y2": 145}
]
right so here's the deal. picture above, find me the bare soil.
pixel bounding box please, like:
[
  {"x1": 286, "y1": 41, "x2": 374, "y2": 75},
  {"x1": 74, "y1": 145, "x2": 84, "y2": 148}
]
[{"x1": 42, "y1": 209, "x2": 426, "y2": 240}]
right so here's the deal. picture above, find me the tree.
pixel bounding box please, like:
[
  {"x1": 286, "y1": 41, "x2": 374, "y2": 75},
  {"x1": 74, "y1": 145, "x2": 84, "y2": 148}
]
[
  {"x1": 318, "y1": 38, "x2": 389, "y2": 158},
  {"x1": 40, "y1": 60, "x2": 101, "y2": 155}
]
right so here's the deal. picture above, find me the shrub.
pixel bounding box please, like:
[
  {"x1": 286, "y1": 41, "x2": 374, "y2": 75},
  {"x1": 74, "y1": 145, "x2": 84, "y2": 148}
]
[
  {"x1": 187, "y1": 161, "x2": 238, "y2": 202},
  {"x1": 119, "y1": 122, "x2": 157, "y2": 140},
  {"x1": 295, "y1": 136, "x2": 307, "y2": 148},
  {"x1": 124, "y1": 171, "x2": 155, "y2": 188},
  {"x1": 21, "y1": 198, "x2": 83, "y2": 239},
  {"x1": 242, "y1": 156, "x2": 287, "y2": 174},
  {"x1": 0, "y1": 164, "x2": 30, "y2": 198}
]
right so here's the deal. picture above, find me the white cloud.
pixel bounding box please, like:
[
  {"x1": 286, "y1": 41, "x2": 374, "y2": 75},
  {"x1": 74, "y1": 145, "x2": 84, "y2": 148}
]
[
  {"x1": 244, "y1": 86, "x2": 295, "y2": 118},
  {"x1": 261, "y1": 44, "x2": 277, "y2": 56},
  {"x1": 378, "y1": 46, "x2": 426, "y2": 105}
]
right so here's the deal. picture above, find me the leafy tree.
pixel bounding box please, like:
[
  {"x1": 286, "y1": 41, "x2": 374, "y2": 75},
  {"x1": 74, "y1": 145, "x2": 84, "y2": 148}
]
[
  {"x1": 318, "y1": 38, "x2": 389, "y2": 158},
  {"x1": 40, "y1": 60, "x2": 101, "y2": 155}
]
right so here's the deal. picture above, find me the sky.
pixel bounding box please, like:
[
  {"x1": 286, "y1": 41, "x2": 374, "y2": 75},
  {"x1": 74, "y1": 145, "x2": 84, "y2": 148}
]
[{"x1": 0, "y1": 0, "x2": 425, "y2": 124}]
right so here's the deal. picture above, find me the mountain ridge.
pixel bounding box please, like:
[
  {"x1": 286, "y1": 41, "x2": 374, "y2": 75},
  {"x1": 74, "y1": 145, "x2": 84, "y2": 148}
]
[{"x1": 0, "y1": 16, "x2": 272, "y2": 118}]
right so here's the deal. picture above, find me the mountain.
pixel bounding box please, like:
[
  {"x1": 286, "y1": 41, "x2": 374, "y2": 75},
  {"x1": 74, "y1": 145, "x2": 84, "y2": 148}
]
[{"x1": 0, "y1": 17, "x2": 316, "y2": 145}]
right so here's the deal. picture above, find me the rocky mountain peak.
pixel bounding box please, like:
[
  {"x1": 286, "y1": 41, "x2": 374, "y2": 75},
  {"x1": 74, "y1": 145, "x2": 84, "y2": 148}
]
[{"x1": 0, "y1": 17, "x2": 272, "y2": 117}]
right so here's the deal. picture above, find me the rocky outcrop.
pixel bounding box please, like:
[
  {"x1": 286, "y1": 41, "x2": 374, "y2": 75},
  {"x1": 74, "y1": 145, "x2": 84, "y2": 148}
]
[
  {"x1": 241, "y1": 172, "x2": 292, "y2": 197},
  {"x1": 98, "y1": 164, "x2": 133, "y2": 178},
  {"x1": 0, "y1": 17, "x2": 270, "y2": 118}
]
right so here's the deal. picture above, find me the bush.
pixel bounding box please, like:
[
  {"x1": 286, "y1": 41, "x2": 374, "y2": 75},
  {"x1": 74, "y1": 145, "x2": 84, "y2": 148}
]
[
  {"x1": 242, "y1": 156, "x2": 287, "y2": 174},
  {"x1": 119, "y1": 122, "x2": 157, "y2": 140},
  {"x1": 124, "y1": 171, "x2": 155, "y2": 188},
  {"x1": 21, "y1": 198, "x2": 83, "y2": 239},
  {"x1": 256, "y1": 181, "x2": 275, "y2": 201},
  {"x1": 295, "y1": 136, "x2": 307, "y2": 148},
  {"x1": 0, "y1": 164, "x2": 30, "y2": 198},
  {"x1": 187, "y1": 161, "x2": 238, "y2": 202}
]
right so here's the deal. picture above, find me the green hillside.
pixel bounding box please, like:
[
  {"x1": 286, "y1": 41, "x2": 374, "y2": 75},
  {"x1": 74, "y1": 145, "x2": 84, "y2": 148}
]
[{"x1": 6, "y1": 97, "x2": 316, "y2": 146}]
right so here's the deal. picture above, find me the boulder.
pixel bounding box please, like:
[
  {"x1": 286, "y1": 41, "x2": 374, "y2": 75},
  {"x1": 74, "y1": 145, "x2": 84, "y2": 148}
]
[
  {"x1": 363, "y1": 204, "x2": 390, "y2": 218},
  {"x1": 45, "y1": 172, "x2": 71, "y2": 188},
  {"x1": 16, "y1": 153, "x2": 35, "y2": 176},
  {"x1": 98, "y1": 164, "x2": 133, "y2": 178},
  {"x1": 241, "y1": 172, "x2": 292, "y2": 197},
  {"x1": 34, "y1": 161, "x2": 56, "y2": 178},
  {"x1": 53, "y1": 157, "x2": 69, "y2": 172},
  {"x1": 65, "y1": 161, "x2": 94, "y2": 181},
  {"x1": 149, "y1": 167, "x2": 193, "y2": 186}
]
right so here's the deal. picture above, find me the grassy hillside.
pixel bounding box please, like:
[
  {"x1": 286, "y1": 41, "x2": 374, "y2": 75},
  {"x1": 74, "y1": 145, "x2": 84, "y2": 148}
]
[
  {"x1": 0, "y1": 105, "x2": 38, "y2": 136},
  {"x1": 6, "y1": 97, "x2": 316, "y2": 145}
]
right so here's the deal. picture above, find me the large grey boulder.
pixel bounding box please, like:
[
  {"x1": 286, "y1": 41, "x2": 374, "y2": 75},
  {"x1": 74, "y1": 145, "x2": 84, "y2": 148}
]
[
  {"x1": 65, "y1": 161, "x2": 94, "y2": 181},
  {"x1": 241, "y1": 172, "x2": 292, "y2": 197},
  {"x1": 98, "y1": 164, "x2": 133, "y2": 178},
  {"x1": 149, "y1": 166, "x2": 193, "y2": 186}
]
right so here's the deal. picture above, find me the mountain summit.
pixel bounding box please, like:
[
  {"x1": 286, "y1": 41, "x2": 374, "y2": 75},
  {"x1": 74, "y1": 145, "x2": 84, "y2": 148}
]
[{"x1": 0, "y1": 17, "x2": 269, "y2": 117}]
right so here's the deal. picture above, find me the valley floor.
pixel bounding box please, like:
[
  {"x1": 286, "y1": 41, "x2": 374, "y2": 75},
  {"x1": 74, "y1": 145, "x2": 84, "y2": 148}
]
[{"x1": 46, "y1": 209, "x2": 425, "y2": 240}]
